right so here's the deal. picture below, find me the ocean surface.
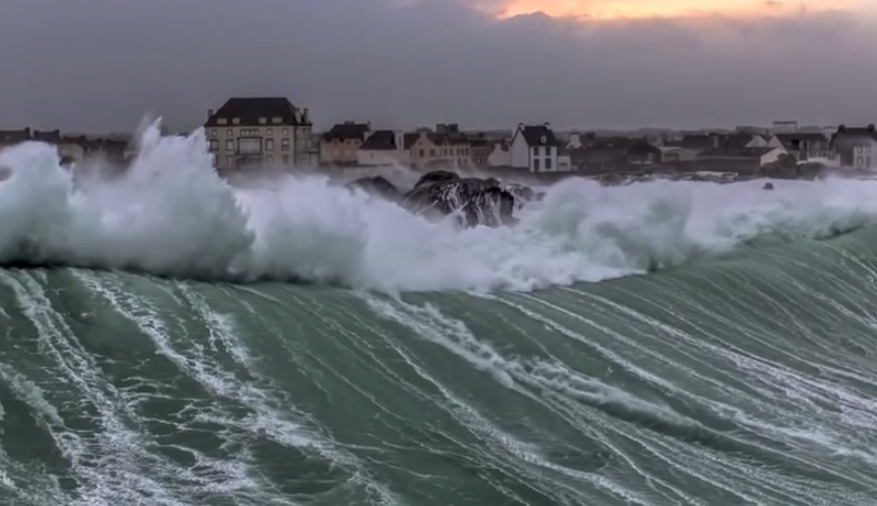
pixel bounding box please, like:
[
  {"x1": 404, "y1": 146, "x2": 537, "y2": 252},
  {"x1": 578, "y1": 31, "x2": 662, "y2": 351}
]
[{"x1": 2, "y1": 124, "x2": 877, "y2": 505}]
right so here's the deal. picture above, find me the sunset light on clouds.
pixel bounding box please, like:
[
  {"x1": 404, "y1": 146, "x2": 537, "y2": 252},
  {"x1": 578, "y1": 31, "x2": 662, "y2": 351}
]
[{"x1": 488, "y1": 0, "x2": 867, "y2": 21}]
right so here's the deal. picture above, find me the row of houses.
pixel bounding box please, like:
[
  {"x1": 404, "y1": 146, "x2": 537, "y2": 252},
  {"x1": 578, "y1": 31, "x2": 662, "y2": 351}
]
[
  {"x1": 1, "y1": 95, "x2": 875, "y2": 175},
  {"x1": 321, "y1": 120, "x2": 876, "y2": 174},
  {"x1": 197, "y1": 97, "x2": 877, "y2": 174},
  {"x1": 0, "y1": 128, "x2": 130, "y2": 164}
]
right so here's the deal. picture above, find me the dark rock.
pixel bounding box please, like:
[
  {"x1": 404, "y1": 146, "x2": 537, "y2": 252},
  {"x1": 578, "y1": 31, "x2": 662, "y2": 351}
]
[
  {"x1": 402, "y1": 172, "x2": 516, "y2": 227},
  {"x1": 345, "y1": 176, "x2": 400, "y2": 200},
  {"x1": 762, "y1": 182, "x2": 774, "y2": 190},
  {"x1": 503, "y1": 183, "x2": 537, "y2": 206},
  {"x1": 412, "y1": 170, "x2": 459, "y2": 189}
]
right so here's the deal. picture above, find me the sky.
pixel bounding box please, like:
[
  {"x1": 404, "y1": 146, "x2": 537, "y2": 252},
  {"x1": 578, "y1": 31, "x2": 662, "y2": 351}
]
[{"x1": 0, "y1": 0, "x2": 875, "y2": 133}]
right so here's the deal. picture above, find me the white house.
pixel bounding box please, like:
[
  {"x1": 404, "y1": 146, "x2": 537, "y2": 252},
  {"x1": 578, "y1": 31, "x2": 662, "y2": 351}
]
[
  {"x1": 510, "y1": 123, "x2": 561, "y2": 172},
  {"x1": 565, "y1": 132, "x2": 586, "y2": 150},
  {"x1": 487, "y1": 141, "x2": 510, "y2": 167}
]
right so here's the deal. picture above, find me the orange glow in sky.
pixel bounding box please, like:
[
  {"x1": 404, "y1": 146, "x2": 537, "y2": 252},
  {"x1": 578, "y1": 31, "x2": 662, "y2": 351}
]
[{"x1": 490, "y1": 0, "x2": 862, "y2": 21}]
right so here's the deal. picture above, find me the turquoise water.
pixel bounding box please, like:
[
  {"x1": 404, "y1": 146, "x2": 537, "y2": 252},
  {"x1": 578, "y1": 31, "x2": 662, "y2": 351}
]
[
  {"x1": 2, "y1": 125, "x2": 877, "y2": 505},
  {"x1": 2, "y1": 227, "x2": 877, "y2": 505}
]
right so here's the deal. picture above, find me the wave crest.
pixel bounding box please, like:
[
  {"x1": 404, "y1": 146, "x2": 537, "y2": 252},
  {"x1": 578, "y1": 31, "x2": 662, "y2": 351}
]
[{"x1": 1, "y1": 120, "x2": 876, "y2": 292}]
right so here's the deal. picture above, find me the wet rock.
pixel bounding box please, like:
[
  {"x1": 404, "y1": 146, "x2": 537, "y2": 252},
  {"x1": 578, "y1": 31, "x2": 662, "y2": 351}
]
[
  {"x1": 402, "y1": 171, "x2": 516, "y2": 227},
  {"x1": 345, "y1": 176, "x2": 401, "y2": 201}
]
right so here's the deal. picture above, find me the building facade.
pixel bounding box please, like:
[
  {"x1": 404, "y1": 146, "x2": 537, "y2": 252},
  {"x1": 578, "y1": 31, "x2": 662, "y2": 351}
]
[
  {"x1": 408, "y1": 124, "x2": 471, "y2": 169},
  {"x1": 204, "y1": 97, "x2": 314, "y2": 169},
  {"x1": 829, "y1": 124, "x2": 877, "y2": 169},
  {"x1": 320, "y1": 121, "x2": 371, "y2": 165},
  {"x1": 509, "y1": 123, "x2": 561, "y2": 172}
]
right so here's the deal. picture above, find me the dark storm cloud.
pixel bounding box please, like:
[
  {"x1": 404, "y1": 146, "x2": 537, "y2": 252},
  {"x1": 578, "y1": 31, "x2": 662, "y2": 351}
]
[{"x1": 0, "y1": 0, "x2": 873, "y2": 132}]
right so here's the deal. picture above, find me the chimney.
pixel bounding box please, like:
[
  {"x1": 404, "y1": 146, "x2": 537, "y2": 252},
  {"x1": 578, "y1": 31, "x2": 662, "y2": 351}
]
[
  {"x1": 302, "y1": 108, "x2": 310, "y2": 122},
  {"x1": 207, "y1": 108, "x2": 214, "y2": 120},
  {"x1": 868, "y1": 124, "x2": 875, "y2": 132}
]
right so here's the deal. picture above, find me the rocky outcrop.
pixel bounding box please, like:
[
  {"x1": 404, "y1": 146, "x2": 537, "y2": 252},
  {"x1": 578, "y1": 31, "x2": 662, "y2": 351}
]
[
  {"x1": 402, "y1": 171, "x2": 517, "y2": 227},
  {"x1": 345, "y1": 176, "x2": 401, "y2": 201},
  {"x1": 503, "y1": 183, "x2": 537, "y2": 209}
]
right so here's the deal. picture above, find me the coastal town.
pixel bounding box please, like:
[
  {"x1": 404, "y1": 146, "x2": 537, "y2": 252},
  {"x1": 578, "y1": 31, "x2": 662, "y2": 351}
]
[{"x1": 1, "y1": 96, "x2": 875, "y2": 182}]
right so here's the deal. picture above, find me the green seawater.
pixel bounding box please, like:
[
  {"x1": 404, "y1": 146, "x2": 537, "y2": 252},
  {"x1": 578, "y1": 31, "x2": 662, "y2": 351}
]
[{"x1": 2, "y1": 229, "x2": 877, "y2": 506}]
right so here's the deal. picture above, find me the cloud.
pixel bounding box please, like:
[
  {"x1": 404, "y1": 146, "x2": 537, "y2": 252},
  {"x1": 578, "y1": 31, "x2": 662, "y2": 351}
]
[
  {"x1": 0, "y1": 0, "x2": 873, "y2": 132},
  {"x1": 481, "y1": 0, "x2": 867, "y2": 21}
]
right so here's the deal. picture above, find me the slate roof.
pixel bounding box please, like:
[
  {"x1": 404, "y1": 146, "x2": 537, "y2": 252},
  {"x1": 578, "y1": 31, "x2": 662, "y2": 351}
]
[
  {"x1": 776, "y1": 132, "x2": 827, "y2": 143},
  {"x1": 467, "y1": 134, "x2": 489, "y2": 147},
  {"x1": 829, "y1": 124, "x2": 877, "y2": 148},
  {"x1": 698, "y1": 147, "x2": 775, "y2": 158},
  {"x1": 322, "y1": 122, "x2": 370, "y2": 142},
  {"x1": 0, "y1": 128, "x2": 33, "y2": 144},
  {"x1": 722, "y1": 134, "x2": 760, "y2": 150},
  {"x1": 32, "y1": 129, "x2": 63, "y2": 143},
  {"x1": 205, "y1": 97, "x2": 309, "y2": 127},
  {"x1": 627, "y1": 139, "x2": 661, "y2": 155},
  {"x1": 670, "y1": 133, "x2": 771, "y2": 151},
  {"x1": 517, "y1": 125, "x2": 560, "y2": 147},
  {"x1": 359, "y1": 130, "x2": 400, "y2": 151}
]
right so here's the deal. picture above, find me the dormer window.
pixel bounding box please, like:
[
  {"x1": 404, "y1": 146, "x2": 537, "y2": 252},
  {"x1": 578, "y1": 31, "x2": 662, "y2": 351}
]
[
  {"x1": 217, "y1": 118, "x2": 227, "y2": 125},
  {"x1": 259, "y1": 117, "x2": 267, "y2": 124},
  {"x1": 540, "y1": 136, "x2": 547, "y2": 144},
  {"x1": 272, "y1": 117, "x2": 282, "y2": 124},
  {"x1": 232, "y1": 118, "x2": 240, "y2": 125}
]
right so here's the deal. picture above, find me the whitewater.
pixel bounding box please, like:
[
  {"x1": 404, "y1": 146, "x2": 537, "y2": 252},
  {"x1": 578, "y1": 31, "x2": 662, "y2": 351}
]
[{"x1": 1, "y1": 121, "x2": 877, "y2": 505}]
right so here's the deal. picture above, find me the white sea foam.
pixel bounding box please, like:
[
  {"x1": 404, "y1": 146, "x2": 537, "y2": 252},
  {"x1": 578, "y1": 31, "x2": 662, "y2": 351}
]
[{"x1": 1, "y1": 119, "x2": 876, "y2": 292}]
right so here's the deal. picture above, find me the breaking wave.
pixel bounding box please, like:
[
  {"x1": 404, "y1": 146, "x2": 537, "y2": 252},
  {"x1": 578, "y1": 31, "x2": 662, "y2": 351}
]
[{"x1": 0, "y1": 120, "x2": 875, "y2": 292}]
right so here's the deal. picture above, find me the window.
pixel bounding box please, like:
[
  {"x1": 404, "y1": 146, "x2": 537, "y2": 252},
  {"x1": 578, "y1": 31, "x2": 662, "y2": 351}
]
[
  {"x1": 225, "y1": 139, "x2": 234, "y2": 151},
  {"x1": 226, "y1": 128, "x2": 233, "y2": 136},
  {"x1": 210, "y1": 129, "x2": 218, "y2": 137},
  {"x1": 267, "y1": 128, "x2": 273, "y2": 136},
  {"x1": 209, "y1": 139, "x2": 219, "y2": 151},
  {"x1": 266, "y1": 154, "x2": 273, "y2": 163},
  {"x1": 226, "y1": 155, "x2": 234, "y2": 167},
  {"x1": 533, "y1": 147, "x2": 540, "y2": 156},
  {"x1": 282, "y1": 154, "x2": 289, "y2": 165},
  {"x1": 282, "y1": 128, "x2": 289, "y2": 135},
  {"x1": 238, "y1": 138, "x2": 261, "y2": 154},
  {"x1": 232, "y1": 118, "x2": 240, "y2": 125},
  {"x1": 429, "y1": 149, "x2": 435, "y2": 157},
  {"x1": 281, "y1": 138, "x2": 290, "y2": 151},
  {"x1": 218, "y1": 118, "x2": 227, "y2": 125},
  {"x1": 534, "y1": 158, "x2": 540, "y2": 171},
  {"x1": 419, "y1": 149, "x2": 425, "y2": 157},
  {"x1": 266, "y1": 139, "x2": 275, "y2": 151},
  {"x1": 272, "y1": 117, "x2": 282, "y2": 124},
  {"x1": 259, "y1": 117, "x2": 267, "y2": 124},
  {"x1": 545, "y1": 158, "x2": 552, "y2": 170}
]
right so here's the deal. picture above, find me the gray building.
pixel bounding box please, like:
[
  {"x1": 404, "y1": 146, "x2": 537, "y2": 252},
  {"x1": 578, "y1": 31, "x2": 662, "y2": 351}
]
[{"x1": 204, "y1": 97, "x2": 314, "y2": 169}]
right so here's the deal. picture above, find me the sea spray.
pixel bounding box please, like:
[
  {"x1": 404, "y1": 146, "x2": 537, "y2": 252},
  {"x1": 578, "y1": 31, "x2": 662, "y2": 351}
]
[{"x1": 1, "y1": 119, "x2": 877, "y2": 291}]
